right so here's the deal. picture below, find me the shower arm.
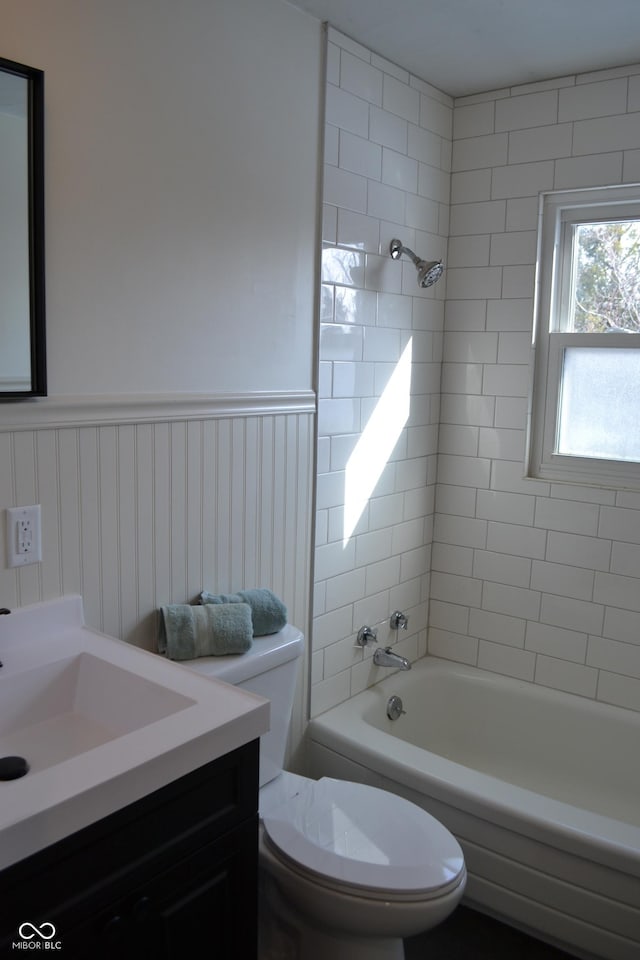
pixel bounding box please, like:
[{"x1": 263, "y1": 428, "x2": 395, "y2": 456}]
[{"x1": 390, "y1": 239, "x2": 421, "y2": 266}]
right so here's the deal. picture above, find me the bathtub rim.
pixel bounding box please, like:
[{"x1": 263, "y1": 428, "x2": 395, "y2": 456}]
[{"x1": 306, "y1": 656, "x2": 640, "y2": 878}]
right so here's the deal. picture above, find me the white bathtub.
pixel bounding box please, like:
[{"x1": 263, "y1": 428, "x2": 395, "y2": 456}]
[{"x1": 306, "y1": 656, "x2": 640, "y2": 960}]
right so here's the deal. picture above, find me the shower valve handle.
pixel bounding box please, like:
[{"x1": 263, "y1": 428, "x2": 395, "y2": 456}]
[
  {"x1": 356, "y1": 625, "x2": 378, "y2": 647},
  {"x1": 390, "y1": 611, "x2": 409, "y2": 630}
]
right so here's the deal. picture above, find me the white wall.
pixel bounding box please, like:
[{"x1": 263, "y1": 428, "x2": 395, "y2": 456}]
[
  {"x1": 0, "y1": 0, "x2": 321, "y2": 609},
  {"x1": 0, "y1": 0, "x2": 322, "y2": 759},
  {"x1": 433, "y1": 62, "x2": 640, "y2": 714},
  {"x1": 311, "y1": 29, "x2": 452, "y2": 716},
  {"x1": 0, "y1": 0, "x2": 321, "y2": 396}
]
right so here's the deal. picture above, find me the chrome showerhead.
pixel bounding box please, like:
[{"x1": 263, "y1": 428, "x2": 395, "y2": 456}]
[
  {"x1": 389, "y1": 238, "x2": 443, "y2": 288},
  {"x1": 417, "y1": 259, "x2": 444, "y2": 288}
]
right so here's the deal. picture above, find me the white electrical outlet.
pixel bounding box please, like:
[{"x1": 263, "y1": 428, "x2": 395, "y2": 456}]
[{"x1": 6, "y1": 505, "x2": 42, "y2": 567}]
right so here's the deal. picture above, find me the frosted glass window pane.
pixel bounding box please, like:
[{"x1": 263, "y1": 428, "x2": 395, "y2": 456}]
[{"x1": 557, "y1": 348, "x2": 640, "y2": 461}]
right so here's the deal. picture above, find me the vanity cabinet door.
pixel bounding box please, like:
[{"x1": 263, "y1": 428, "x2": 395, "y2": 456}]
[
  {"x1": 0, "y1": 741, "x2": 259, "y2": 960},
  {"x1": 136, "y1": 818, "x2": 257, "y2": 958},
  {"x1": 81, "y1": 817, "x2": 258, "y2": 959}
]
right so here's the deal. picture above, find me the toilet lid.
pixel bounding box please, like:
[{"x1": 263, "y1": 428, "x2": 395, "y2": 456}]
[{"x1": 262, "y1": 777, "x2": 464, "y2": 895}]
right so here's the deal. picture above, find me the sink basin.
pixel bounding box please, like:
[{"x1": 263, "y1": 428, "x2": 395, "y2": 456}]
[
  {"x1": 0, "y1": 653, "x2": 195, "y2": 773},
  {"x1": 0, "y1": 595, "x2": 269, "y2": 871}
]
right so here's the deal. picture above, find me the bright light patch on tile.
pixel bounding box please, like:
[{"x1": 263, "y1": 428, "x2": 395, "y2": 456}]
[
  {"x1": 343, "y1": 338, "x2": 412, "y2": 545},
  {"x1": 322, "y1": 247, "x2": 363, "y2": 286}
]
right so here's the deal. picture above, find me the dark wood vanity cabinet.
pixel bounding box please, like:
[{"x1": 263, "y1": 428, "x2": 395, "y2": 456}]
[{"x1": 0, "y1": 740, "x2": 259, "y2": 959}]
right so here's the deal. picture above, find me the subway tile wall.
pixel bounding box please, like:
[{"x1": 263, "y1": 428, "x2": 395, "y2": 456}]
[
  {"x1": 435, "y1": 62, "x2": 640, "y2": 714},
  {"x1": 311, "y1": 28, "x2": 452, "y2": 717},
  {"x1": 314, "y1": 34, "x2": 640, "y2": 718}
]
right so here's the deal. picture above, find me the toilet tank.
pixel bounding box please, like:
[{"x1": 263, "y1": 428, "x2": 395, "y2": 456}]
[{"x1": 184, "y1": 624, "x2": 303, "y2": 787}]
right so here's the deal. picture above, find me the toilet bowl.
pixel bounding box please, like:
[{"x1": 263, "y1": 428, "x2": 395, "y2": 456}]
[
  {"x1": 180, "y1": 625, "x2": 466, "y2": 960},
  {"x1": 259, "y1": 771, "x2": 465, "y2": 960}
]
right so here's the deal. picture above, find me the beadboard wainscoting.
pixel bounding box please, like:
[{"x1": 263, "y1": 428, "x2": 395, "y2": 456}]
[
  {"x1": 0, "y1": 394, "x2": 314, "y2": 644},
  {"x1": 0, "y1": 393, "x2": 315, "y2": 748}
]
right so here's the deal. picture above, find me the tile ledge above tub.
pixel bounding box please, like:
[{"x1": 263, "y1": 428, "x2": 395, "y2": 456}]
[{"x1": 0, "y1": 390, "x2": 317, "y2": 431}]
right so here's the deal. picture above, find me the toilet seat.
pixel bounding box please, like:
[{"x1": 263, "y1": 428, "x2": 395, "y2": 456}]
[{"x1": 262, "y1": 777, "x2": 465, "y2": 900}]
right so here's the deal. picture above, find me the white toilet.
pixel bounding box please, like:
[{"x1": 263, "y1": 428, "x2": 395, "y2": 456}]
[{"x1": 183, "y1": 625, "x2": 466, "y2": 960}]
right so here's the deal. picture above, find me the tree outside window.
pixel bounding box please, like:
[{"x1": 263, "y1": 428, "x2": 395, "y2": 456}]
[{"x1": 570, "y1": 221, "x2": 640, "y2": 334}]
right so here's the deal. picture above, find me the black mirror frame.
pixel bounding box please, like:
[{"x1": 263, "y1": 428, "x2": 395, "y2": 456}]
[{"x1": 0, "y1": 55, "x2": 46, "y2": 399}]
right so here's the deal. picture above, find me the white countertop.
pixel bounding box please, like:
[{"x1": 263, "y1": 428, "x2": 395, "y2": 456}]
[{"x1": 0, "y1": 596, "x2": 269, "y2": 871}]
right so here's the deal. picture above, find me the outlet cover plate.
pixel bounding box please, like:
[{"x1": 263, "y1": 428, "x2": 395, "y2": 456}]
[{"x1": 6, "y1": 505, "x2": 42, "y2": 567}]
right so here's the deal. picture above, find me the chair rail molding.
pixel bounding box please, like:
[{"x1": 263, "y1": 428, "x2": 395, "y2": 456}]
[{"x1": 0, "y1": 391, "x2": 316, "y2": 431}]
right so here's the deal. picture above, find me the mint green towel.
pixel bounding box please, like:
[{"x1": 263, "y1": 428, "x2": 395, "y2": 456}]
[
  {"x1": 199, "y1": 587, "x2": 287, "y2": 636},
  {"x1": 159, "y1": 602, "x2": 252, "y2": 660}
]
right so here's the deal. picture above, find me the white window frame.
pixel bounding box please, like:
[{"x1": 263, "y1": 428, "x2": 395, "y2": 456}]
[{"x1": 527, "y1": 183, "x2": 640, "y2": 489}]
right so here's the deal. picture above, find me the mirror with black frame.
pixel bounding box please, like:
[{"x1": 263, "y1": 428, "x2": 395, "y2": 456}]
[{"x1": 0, "y1": 55, "x2": 45, "y2": 399}]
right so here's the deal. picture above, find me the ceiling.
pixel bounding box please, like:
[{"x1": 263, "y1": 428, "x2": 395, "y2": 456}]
[{"x1": 287, "y1": 0, "x2": 640, "y2": 98}]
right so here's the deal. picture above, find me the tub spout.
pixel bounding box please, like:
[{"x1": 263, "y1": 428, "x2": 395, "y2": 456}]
[{"x1": 373, "y1": 646, "x2": 411, "y2": 670}]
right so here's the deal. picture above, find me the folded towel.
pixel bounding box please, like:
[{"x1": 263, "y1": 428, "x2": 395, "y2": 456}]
[
  {"x1": 159, "y1": 602, "x2": 253, "y2": 660},
  {"x1": 199, "y1": 587, "x2": 287, "y2": 637}
]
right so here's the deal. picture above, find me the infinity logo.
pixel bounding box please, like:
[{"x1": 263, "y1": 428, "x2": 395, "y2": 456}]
[{"x1": 18, "y1": 923, "x2": 56, "y2": 941}]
